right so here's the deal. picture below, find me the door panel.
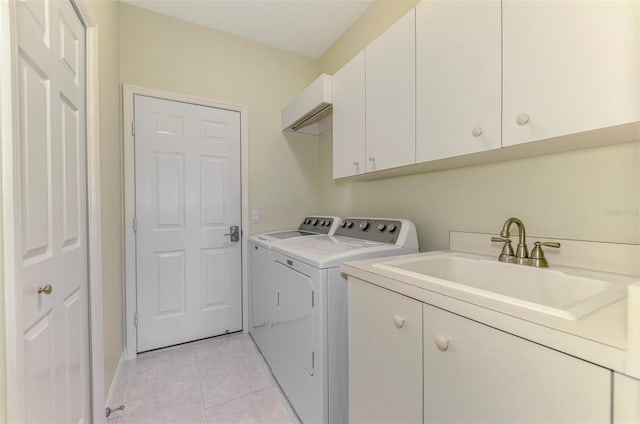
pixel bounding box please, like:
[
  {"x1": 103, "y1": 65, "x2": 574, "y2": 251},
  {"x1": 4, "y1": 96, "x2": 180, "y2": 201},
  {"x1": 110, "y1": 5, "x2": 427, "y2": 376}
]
[
  {"x1": 16, "y1": 0, "x2": 90, "y2": 421},
  {"x1": 273, "y1": 260, "x2": 314, "y2": 375},
  {"x1": 135, "y1": 95, "x2": 242, "y2": 352}
]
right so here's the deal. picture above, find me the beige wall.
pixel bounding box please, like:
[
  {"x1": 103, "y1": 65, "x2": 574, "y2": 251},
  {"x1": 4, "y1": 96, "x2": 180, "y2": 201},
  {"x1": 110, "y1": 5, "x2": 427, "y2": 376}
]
[
  {"x1": 318, "y1": 1, "x2": 640, "y2": 251},
  {"x1": 119, "y1": 3, "x2": 321, "y2": 234},
  {"x1": 84, "y1": 0, "x2": 123, "y2": 395}
]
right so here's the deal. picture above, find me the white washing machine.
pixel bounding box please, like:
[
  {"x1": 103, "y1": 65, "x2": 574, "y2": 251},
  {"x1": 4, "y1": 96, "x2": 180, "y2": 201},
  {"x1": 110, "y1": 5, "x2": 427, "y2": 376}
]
[
  {"x1": 248, "y1": 216, "x2": 341, "y2": 366},
  {"x1": 268, "y1": 218, "x2": 419, "y2": 424}
]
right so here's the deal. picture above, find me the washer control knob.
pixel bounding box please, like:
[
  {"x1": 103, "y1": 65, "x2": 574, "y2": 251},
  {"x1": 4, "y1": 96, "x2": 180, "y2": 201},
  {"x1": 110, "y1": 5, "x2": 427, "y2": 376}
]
[
  {"x1": 304, "y1": 219, "x2": 310, "y2": 225},
  {"x1": 311, "y1": 219, "x2": 318, "y2": 226},
  {"x1": 324, "y1": 220, "x2": 331, "y2": 226},
  {"x1": 377, "y1": 224, "x2": 386, "y2": 231},
  {"x1": 341, "y1": 222, "x2": 347, "y2": 228},
  {"x1": 359, "y1": 221, "x2": 370, "y2": 231},
  {"x1": 388, "y1": 224, "x2": 397, "y2": 233},
  {"x1": 346, "y1": 221, "x2": 354, "y2": 228}
]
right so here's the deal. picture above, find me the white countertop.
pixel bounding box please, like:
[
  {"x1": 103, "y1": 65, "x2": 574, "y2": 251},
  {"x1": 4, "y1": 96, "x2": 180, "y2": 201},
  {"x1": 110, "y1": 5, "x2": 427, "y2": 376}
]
[{"x1": 341, "y1": 232, "x2": 640, "y2": 378}]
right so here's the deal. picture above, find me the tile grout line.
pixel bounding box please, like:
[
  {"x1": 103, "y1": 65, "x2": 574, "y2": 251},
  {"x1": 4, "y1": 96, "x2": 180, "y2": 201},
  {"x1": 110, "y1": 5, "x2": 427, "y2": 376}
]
[{"x1": 194, "y1": 343, "x2": 209, "y2": 421}]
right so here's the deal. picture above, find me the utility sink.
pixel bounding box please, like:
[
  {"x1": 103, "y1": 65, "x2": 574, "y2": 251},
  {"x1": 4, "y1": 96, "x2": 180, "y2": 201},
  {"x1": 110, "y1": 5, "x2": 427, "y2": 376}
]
[{"x1": 373, "y1": 252, "x2": 639, "y2": 320}]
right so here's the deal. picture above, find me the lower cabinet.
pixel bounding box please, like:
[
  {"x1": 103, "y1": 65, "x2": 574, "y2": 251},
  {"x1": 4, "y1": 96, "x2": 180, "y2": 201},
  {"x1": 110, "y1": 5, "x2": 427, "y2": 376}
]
[
  {"x1": 348, "y1": 277, "x2": 615, "y2": 423},
  {"x1": 423, "y1": 304, "x2": 611, "y2": 423},
  {"x1": 348, "y1": 279, "x2": 423, "y2": 423}
]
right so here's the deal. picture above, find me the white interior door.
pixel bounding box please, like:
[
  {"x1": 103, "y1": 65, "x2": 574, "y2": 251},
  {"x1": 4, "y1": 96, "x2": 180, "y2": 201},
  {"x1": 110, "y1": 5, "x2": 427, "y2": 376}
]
[
  {"x1": 15, "y1": 0, "x2": 90, "y2": 422},
  {"x1": 134, "y1": 95, "x2": 242, "y2": 352}
]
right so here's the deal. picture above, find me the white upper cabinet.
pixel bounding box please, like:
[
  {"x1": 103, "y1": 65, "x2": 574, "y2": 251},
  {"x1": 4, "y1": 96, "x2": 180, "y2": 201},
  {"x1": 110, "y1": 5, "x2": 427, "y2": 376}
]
[
  {"x1": 503, "y1": 0, "x2": 639, "y2": 147},
  {"x1": 416, "y1": 0, "x2": 501, "y2": 162},
  {"x1": 333, "y1": 51, "x2": 366, "y2": 179},
  {"x1": 365, "y1": 8, "x2": 416, "y2": 172}
]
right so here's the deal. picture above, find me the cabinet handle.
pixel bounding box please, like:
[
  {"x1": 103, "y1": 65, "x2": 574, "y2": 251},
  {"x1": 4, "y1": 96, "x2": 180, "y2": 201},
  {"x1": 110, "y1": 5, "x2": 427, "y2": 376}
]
[
  {"x1": 435, "y1": 335, "x2": 449, "y2": 351},
  {"x1": 368, "y1": 156, "x2": 376, "y2": 171},
  {"x1": 393, "y1": 314, "x2": 405, "y2": 329},
  {"x1": 472, "y1": 127, "x2": 483, "y2": 137},
  {"x1": 353, "y1": 161, "x2": 359, "y2": 172},
  {"x1": 516, "y1": 113, "x2": 530, "y2": 126}
]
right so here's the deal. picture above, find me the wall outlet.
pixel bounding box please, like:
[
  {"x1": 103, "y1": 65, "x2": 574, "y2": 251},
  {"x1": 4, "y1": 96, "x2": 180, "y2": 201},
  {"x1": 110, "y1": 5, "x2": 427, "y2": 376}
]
[{"x1": 252, "y1": 210, "x2": 261, "y2": 224}]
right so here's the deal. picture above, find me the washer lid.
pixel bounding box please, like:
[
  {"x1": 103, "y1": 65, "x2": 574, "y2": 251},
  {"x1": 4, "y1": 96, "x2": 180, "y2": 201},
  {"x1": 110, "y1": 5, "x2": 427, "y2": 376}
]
[{"x1": 272, "y1": 235, "x2": 414, "y2": 269}]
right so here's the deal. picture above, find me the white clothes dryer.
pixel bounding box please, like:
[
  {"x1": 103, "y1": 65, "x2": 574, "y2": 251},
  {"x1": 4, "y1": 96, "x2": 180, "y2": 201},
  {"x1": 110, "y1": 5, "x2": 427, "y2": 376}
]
[
  {"x1": 248, "y1": 216, "x2": 341, "y2": 366},
  {"x1": 268, "y1": 218, "x2": 418, "y2": 424}
]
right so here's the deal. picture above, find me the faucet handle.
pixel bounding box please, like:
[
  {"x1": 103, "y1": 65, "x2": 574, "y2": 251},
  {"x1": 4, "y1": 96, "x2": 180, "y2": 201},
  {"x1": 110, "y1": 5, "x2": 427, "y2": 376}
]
[
  {"x1": 529, "y1": 241, "x2": 561, "y2": 268},
  {"x1": 491, "y1": 237, "x2": 516, "y2": 263}
]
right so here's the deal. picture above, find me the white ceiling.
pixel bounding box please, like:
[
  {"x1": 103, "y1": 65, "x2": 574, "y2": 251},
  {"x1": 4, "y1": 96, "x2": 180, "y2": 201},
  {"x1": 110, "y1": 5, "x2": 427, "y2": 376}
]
[{"x1": 120, "y1": 0, "x2": 374, "y2": 58}]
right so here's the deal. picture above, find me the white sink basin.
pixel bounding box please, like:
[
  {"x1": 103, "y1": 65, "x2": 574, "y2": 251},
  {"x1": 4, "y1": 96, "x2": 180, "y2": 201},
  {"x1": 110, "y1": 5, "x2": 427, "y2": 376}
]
[{"x1": 373, "y1": 252, "x2": 638, "y2": 320}]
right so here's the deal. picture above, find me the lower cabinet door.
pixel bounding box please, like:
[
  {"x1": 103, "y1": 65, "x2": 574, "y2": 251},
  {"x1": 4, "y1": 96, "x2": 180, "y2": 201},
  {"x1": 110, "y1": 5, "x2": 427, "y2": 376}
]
[
  {"x1": 423, "y1": 304, "x2": 612, "y2": 423},
  {"x1": 348, "y1": 278, "x2": 423, "y2": 423}
]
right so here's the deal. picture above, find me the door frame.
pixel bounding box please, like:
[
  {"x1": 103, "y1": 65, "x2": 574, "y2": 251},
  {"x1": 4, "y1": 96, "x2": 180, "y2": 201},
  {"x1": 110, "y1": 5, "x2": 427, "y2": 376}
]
[
  {"x1": 122, "y1": 84, "x2": 249, "y2": 360},
  {"x1": 0, "y1": 0, "x2": 106, "y2": 422}
]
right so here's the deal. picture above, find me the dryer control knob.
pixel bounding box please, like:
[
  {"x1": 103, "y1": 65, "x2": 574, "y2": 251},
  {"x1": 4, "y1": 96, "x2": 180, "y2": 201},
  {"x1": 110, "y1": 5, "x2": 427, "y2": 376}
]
[
  {"x1": 346, "y1": 221, "x2": 354, "y2": 228},
  {"x1": 311, "y1": 219, "x2": 318, "y2": 225},
  {"x1": 341, "y1": 222, "x2": 347, "y2": 228},
  {"x1": 377, "y1": 224, "x2": 386, "y2": 232},
  {"x1": 388, "y1": 224, "x2": 397, "y2": 233},
  {"x1": 359, "y1": 221, "x2": 370, "y2": 231}
]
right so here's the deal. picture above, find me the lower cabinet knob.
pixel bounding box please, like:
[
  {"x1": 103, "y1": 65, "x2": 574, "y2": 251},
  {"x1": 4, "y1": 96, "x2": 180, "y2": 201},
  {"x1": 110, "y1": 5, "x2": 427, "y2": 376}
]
[
  {"x1": 472, "y1": 127, "x2": 483, "y2": 137},
  {"x1": 435, "y1": 335, "x2": 449, "y2": 351},
  {"x1": 393, "y1": 314, "x2": 405, "y2": 329},
  {"x1": 516, "y1": 113, "x2": 530, "y2": 126}
]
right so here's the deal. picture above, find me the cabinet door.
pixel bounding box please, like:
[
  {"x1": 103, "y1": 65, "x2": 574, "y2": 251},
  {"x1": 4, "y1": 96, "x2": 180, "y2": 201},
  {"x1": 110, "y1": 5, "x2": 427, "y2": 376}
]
[
  {"x1": 333, "y1": 51, "x2": 366, "y2": 178},
  {"x1": 503, "y1": 1, "x2": 639, "y2": 146},
  {"x1": 348, "y1": 279, "x2": 422, "y2": 423},
  {"x1": 423, "y1": 304, "x2": 611, "y2": 423},
  {"x1": 365, "y1": 8, "x2": 415, "y2": 172},
  {"x1": 613, "y1": 372, "x2": 639, "y2": 424},
  {"x1": 416, "y1": 0, "x2": 501, "y2": 162}
]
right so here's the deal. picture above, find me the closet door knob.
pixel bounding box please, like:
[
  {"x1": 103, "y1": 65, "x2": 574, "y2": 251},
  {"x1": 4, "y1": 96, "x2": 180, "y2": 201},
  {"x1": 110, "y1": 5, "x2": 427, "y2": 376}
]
[{"x1": 38, "y1": 284, "x2": 53, "y2": 295}]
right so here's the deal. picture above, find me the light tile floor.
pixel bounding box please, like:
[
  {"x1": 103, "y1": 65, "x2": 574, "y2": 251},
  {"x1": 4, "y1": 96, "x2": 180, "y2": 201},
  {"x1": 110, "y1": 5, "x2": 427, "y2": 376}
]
[{"x1": 106, "y1": 333, "x2": 299, "y2": 424}]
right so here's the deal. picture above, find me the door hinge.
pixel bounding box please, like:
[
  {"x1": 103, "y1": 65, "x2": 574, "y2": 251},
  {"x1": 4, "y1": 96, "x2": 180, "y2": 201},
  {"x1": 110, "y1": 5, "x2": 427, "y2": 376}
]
[
  {"x1": 134, "y1": 312, "x2": 138, "y2": 328},
  {"x1": 133, "y1": 217, "x2": 137, "y2": 233},
  {"x1": 312, "y1": 351, "x2": 315, "y2": 368},
  {"x1": 131, "y1": 121, "x2": 136, "y2": 136},
  {"x1": 311, "y1": 291, "x2": 315, "y2": 308}
]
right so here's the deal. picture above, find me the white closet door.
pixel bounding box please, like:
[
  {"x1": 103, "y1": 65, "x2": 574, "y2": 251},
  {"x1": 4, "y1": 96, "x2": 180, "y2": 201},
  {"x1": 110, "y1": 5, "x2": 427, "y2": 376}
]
[
  {"x1": 134, "y1": 95, "x2": 242, "y2": 352},
  {"x1": 16, "y1": 0, "x2": 90, "y2": 421}
]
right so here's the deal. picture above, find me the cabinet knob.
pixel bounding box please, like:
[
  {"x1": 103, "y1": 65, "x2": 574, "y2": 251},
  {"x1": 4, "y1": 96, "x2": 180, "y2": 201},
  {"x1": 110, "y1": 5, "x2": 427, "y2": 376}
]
[
  {"x1": 516, "y1": 113, "x2": 530, "y2": 126},
  {"x1": 472, "y1": 127, "x2": 483, "y2": 137},
  {"x1": 435, "y1": 335, "x2": 449, "y2": 351},
  {"x1": 393, "y1": 314, "x2": 405, "y2": 329},
  {"x1": 368, "y1": 156, "x2": 376, "y2": 171},
  {"x1": 353, "y1": 161, "x2": 359, "y2": 172}
]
